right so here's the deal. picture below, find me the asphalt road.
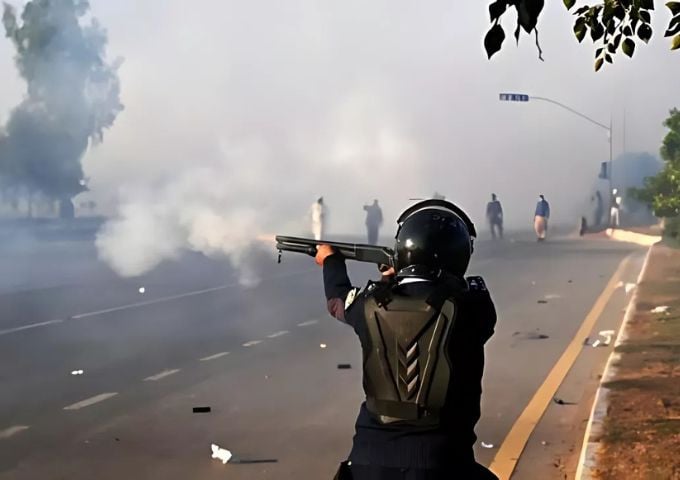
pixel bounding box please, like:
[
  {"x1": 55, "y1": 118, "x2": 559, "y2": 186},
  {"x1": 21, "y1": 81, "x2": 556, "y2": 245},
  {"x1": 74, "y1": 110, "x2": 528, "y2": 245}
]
[{"x1": 0, "y1": 232, "x2": 644, "y2": 479}]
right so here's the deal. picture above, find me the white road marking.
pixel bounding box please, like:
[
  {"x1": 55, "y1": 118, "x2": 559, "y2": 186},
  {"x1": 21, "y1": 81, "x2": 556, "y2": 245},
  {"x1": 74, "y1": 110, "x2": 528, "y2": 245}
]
[
  {"x1": 71, "y1": 269, "x2": 317, "y2": 320},
  {"x1": 63, "y1": 392, "x2": 118, "y2": 411},
  {"x1": 0, "y1": 426, "x2": 30, "y2": 440},
  {"x1": 267, "y1": 330, "x2": 290, "y2": 338},
  {"x1": 144, "y1": 369, "x2": 181, "y2": 381},
  {"x1": 242, "y1": 340, "x2": 262, "y2": 347},
  {"x1": 200, "y1": 352, "x2": 230, "y2": 362},
  {"x1": 0, "y1": 319, "x2": 63, "y2": 337},
  {"x1": 297, "y1": 320, "x2": 318, "y2": 327}
]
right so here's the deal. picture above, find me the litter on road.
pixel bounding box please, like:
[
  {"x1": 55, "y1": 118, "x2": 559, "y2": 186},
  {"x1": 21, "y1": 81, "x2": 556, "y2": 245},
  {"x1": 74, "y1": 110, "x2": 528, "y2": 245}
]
[
  {"x1": 537, "y1": 300, "x2": 548, "y2": 304},
  {"x1": 480, "y1": 442, "x2": 494, "y2": 449},
  {"x1": 337, "y1": 364, "x2": 352, "y2": 369},
  {"x1": 193, "y1": 406, "x2": 211, "y2": 413},
  {"x1": 70, "y1": 370, "x2": 84, "y2": 375},
  {"x1": 651, "y1": 305, "x2": 670, "y2": 313},
  {"x1": 320, "y1": 343, "x2": 327, "y2": 349},
  {"x1": 138, "y1": 287, "x2": 146, "y2": 294},
  {"x1": 211, "y1": 444, "x2": 233, "y2": 464}
]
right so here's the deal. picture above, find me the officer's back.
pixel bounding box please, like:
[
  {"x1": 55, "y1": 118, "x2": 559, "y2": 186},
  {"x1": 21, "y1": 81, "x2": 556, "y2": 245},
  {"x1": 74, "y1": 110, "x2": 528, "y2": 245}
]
[{"x1": 318, "y1": 199, "x2": 498, "y2": 479}]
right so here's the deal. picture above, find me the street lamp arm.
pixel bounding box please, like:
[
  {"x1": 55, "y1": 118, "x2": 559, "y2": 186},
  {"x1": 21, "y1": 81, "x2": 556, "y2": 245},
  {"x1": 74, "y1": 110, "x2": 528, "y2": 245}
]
[{"x1": 530, "y1": 96, "x2": 610, "y2": 131}]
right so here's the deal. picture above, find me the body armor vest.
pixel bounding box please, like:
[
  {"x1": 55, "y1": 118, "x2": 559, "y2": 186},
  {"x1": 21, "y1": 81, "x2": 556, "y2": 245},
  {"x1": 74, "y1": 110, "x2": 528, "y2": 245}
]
[{"x1": 361, "y1": 282, "x2": 458, "y2": 426}]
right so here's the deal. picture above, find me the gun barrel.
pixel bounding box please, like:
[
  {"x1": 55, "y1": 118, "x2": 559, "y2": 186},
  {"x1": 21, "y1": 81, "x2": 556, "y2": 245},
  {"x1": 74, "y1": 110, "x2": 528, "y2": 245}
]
[{"x1": 275, "y1": 235, "x2": 394, "y2": 267}]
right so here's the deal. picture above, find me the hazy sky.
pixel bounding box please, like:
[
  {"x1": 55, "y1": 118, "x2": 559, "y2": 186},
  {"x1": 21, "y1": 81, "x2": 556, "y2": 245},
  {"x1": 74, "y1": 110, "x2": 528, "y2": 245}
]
[{"x1": 1, "y1": 0, "x2": 678, "y2": 235}]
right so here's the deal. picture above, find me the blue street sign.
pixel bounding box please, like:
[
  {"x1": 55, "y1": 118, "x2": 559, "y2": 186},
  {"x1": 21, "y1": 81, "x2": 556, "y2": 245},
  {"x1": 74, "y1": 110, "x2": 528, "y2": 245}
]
[{"x1": 499, "y1": 93, "x2": 529, "y2": 102}]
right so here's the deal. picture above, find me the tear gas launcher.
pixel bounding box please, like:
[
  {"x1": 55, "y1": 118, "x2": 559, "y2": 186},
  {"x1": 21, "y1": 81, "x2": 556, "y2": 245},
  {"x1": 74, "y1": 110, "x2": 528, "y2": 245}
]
[{"x1": 275, "y1": 236, "x2": 395, "y2": 269}]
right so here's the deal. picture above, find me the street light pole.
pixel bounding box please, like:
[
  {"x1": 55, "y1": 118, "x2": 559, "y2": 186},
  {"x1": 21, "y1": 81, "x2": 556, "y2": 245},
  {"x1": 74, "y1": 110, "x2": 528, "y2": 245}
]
[{"x1": 499, "y1": 92, "x2": 614, "y2": 225}]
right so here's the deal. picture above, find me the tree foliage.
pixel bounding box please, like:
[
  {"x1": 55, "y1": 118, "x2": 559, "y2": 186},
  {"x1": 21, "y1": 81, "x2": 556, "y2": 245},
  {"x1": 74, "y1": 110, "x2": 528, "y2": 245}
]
[
  {"x1": 631, "y1": 109, "x2": 680, "y2": 218},
  {"x1": 485, "y1": 1, "x2": 680, "y2": 70}
]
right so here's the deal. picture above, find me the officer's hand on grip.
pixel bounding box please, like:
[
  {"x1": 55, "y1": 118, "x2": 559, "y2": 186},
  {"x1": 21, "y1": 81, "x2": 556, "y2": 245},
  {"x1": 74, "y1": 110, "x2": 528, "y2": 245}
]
[{"x1": 315, "y1": 244, "x2": 334, "y2": 266}]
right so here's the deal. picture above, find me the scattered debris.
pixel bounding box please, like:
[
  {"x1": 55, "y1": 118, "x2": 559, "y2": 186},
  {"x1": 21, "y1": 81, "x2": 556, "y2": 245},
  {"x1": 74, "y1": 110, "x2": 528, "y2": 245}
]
[
  {"x1": 320, "y1": 343, "x2": 327, "y2": 349},
  {"x1": 544, "y1": 294, "x2": 561, "y2": 300},
  {"x1": 541, "y1": 440, "x2": 549, "y2": 446},
  {"x1": 568, "y1": 279, "x2": 573, "y2": 284},
  {"x1": 70, "y1": 370, "x2": 84, "y2": 375},
  {"x1": 480, "y1": 442, "x2": 494, "y2": 449},
  {"x1": 583, "y1": 337, "x2": 590, "y2": 346},
  {"x1": 599, "y1": 330, "x2": 616, "y2": 346},
  {"x1": 193, "y1": 406, "x2": 211, "y2": 413},
  {"x1": 513, "y1": 331, "x2": 549, "y2": 340},
  {"x1": 591, "y1": 339, "x2": 602, "y2": 348},
  {"x1": 138, "y1": 287, "x2": 146, "y2": 294},
  {"x1": 211, "y1": 444, "x2": 233, "y2": 464},
  {"x1": 537, "y1": 300, "x2": 548, "y2": 304},
  {"x1": 624, "y1": 283, "x2": 636, "y2": 294},
  {"x1": 553, "y1": 397, "x2": 577, "y2": 405},
  {"x1": 115, "y1": 438, "x2": 120, "y2": 442},
  {"x1": 337, "y1": 363, "x2": 352, "y2": 369},
  {"x1": 651, "y1": 305, "x2": 670, "y2": 313}
]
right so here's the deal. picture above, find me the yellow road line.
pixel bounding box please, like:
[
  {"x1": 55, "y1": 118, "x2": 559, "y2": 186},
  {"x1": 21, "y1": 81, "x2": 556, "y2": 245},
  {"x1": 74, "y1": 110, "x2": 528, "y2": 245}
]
[{"x1": 489, "y1": 255, "x2": 631, "y2": 480}]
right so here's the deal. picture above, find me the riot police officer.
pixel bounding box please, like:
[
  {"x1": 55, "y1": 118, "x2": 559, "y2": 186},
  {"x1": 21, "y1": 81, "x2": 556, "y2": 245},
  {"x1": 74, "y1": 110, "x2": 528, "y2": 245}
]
[{"x1": 316, "y1": 199, "x2": 498, "y2": 479}]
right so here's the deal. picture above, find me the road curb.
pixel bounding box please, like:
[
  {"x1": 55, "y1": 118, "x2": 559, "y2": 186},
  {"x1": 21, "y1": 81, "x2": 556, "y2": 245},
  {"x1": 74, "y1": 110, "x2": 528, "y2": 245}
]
[
  {"x1": 605, "y1": 228, "x2": 661, "y2": 246},
  {"x1": 574, "y1": 245, "x2": 655, "y2": 479}
]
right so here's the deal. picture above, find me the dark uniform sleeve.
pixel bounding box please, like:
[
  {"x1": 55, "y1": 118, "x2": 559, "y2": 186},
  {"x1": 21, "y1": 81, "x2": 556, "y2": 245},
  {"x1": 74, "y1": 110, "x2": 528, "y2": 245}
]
[
  {"x1": 464, "y1": 276, "x2": 497, "y2": 343},
  {"x1": 322, "y1": 254, "x2": 362, "y2": 326}
]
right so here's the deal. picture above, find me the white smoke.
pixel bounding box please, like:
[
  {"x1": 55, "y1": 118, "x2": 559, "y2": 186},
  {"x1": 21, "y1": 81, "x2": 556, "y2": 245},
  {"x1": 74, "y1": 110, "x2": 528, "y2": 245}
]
[{"x1": 94, "y1": 86, "x2": 426, "y2": 283}]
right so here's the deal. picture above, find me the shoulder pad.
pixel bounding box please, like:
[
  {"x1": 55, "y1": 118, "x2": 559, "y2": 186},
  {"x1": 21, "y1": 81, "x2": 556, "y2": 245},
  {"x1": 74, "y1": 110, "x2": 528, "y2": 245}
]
[{"x1": 466, "y1": 276, "x2": 488, "y2": 292}]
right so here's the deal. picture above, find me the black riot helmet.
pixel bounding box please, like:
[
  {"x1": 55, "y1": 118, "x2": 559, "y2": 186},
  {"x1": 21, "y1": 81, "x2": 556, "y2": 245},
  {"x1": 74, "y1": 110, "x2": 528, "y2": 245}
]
[{"x1": 394, "y1": 199, "x2": 476, "y2": 279}]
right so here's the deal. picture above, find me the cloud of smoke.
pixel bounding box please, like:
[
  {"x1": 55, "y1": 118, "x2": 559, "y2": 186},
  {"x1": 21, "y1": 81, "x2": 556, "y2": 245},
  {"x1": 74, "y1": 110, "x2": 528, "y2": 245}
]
[{"x1": 0, "y1": 0, "x2": 122, "y2": 207}]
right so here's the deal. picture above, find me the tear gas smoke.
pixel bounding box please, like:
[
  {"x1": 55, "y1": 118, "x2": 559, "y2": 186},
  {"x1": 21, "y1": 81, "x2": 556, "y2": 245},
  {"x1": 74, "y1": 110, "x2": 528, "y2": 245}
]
[{"x1": 0, "y1": 0, "x2": 122, "y2": 208}]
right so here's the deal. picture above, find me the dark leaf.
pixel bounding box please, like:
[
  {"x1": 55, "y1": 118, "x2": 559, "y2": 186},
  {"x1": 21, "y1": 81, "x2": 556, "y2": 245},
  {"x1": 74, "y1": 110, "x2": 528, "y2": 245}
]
[
  {"x1": 665, "y1": 15, "x2": 680, "y2": 36},
  {"x1": 484, "y1": 23, "x2": 506, "y2": 58},
  {"x1": 596, "y1": 47, "x2": 604, "y2": 57},
  {"x1": 515, "y1": 23, "x2": 521, "y2": 43},
  {"x1": 517, "y1": 0, "x2": 544, "y2": 33},
  {"x1": 564, "y1": 0, "x2": 576, "y2": 10},
  {"x1": 614, "y1": 5, "x2": 626, "y2": 20},
  {"x1": 613, "y1": 33, "x2": 623, "y2": 47},
  {"x1": 603, "y1": 2, "x2": 614, "y2": 23},
  {"x1": 575, "y1": 5, "x2": 590, "y2": 14},
  {"x1": 622, "y1": 37, "x2": 636, "y2": 56},
  {"x1": 605, "y1": 53, "x2": 613, "y2": 63},
  {"x1": 574, "y1": 18, "x2": 588, "y2": 42},
  {"x1": 591, "y1": 22, "x2": 605, "y2": 41},
  {"x1": 639, "y1": 10, "x2": 651, "y2": 23},
  {"x1": 489, "y1": 1, "x2": 509, "y2": 21},
  {"x1": 595, "y1": 57, "x2": 604, "y2": 71},
  {"x1": 673, "y1": 33, "x2": 680, "y2": 49},
  {"x1": 631, "y1": 17, "x2": 640, "y2": 31},
  {"x1": 608, "y1": 42, "x2": 617, "y2": 53},
  {"x1": 638, "y1": 23, "x2": 653, "y2": 42},
  {"x1": 623, "y1": 25, "x2": 633, "y2": 36},
  {"x1": 668, "y1": 2, "x2": 680, "y2": 16},
  {"x1": 621, "y1": 0, "x2": 633, "y2": 6},
  {"x1": 641, "y1": 0, "x2": 654, "y2": 9},
  {"x1": 607, "y1": 19, "x2": 617, "y2": 34}
]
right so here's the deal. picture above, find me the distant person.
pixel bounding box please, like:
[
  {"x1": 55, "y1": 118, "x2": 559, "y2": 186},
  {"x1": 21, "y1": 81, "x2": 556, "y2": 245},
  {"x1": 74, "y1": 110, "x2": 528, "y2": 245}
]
[
  {"x1": 593, "y1": 190, "x2": 604, "y2": 227},
  {"x1": 534, "y1": 194, "x2": 550, "y2": 241},
  {"x1": 363, "y1": 199, "x2": 383, "y2": 245},
  {"x1": 486, "y1": 193, "x2": 503, "y2": 240},
  {"x1": 610, "y1": 189, "x2": 622, "y2": 227},
  {"x1": 310, "y1": 197, "x2": 327, "y2": 240}
]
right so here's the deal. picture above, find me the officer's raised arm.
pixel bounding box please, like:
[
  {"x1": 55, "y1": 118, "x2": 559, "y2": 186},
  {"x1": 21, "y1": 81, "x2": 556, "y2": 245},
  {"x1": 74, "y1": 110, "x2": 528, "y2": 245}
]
[{"x1": 315, "y1": 245, "x2": 359, "y2": 324}]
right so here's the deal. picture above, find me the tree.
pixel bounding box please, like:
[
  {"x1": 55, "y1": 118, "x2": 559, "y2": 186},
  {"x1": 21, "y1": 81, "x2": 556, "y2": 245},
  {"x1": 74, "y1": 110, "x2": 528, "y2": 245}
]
[
  {"x1": 485, "y1": 0, "x2": 680, "y2": 71},
  {"x1": 631, "y1": 109, "x2": 680, "y2": 240}
]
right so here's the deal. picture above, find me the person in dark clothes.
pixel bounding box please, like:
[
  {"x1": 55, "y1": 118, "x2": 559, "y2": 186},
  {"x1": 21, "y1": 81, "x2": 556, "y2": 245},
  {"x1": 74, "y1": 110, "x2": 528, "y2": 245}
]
[
  {"x1": 485, "y1": 193, "x2": 503, "y2": 240},
  {"x1": 363, "y1": 199, "x2": 384, "y2": 245},
  {"x1": 316, "y1": 199, "x2": 498, "y2": 480},
  {"x1": 534, "y1": 195, "x2": 550, "y2": 241}
]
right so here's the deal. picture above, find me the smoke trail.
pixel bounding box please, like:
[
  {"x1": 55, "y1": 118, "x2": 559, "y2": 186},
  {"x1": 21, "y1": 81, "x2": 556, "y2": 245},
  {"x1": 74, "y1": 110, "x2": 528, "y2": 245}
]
[{"x1": 0, "y1": 0, "x2": 122, "y2": 213}]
